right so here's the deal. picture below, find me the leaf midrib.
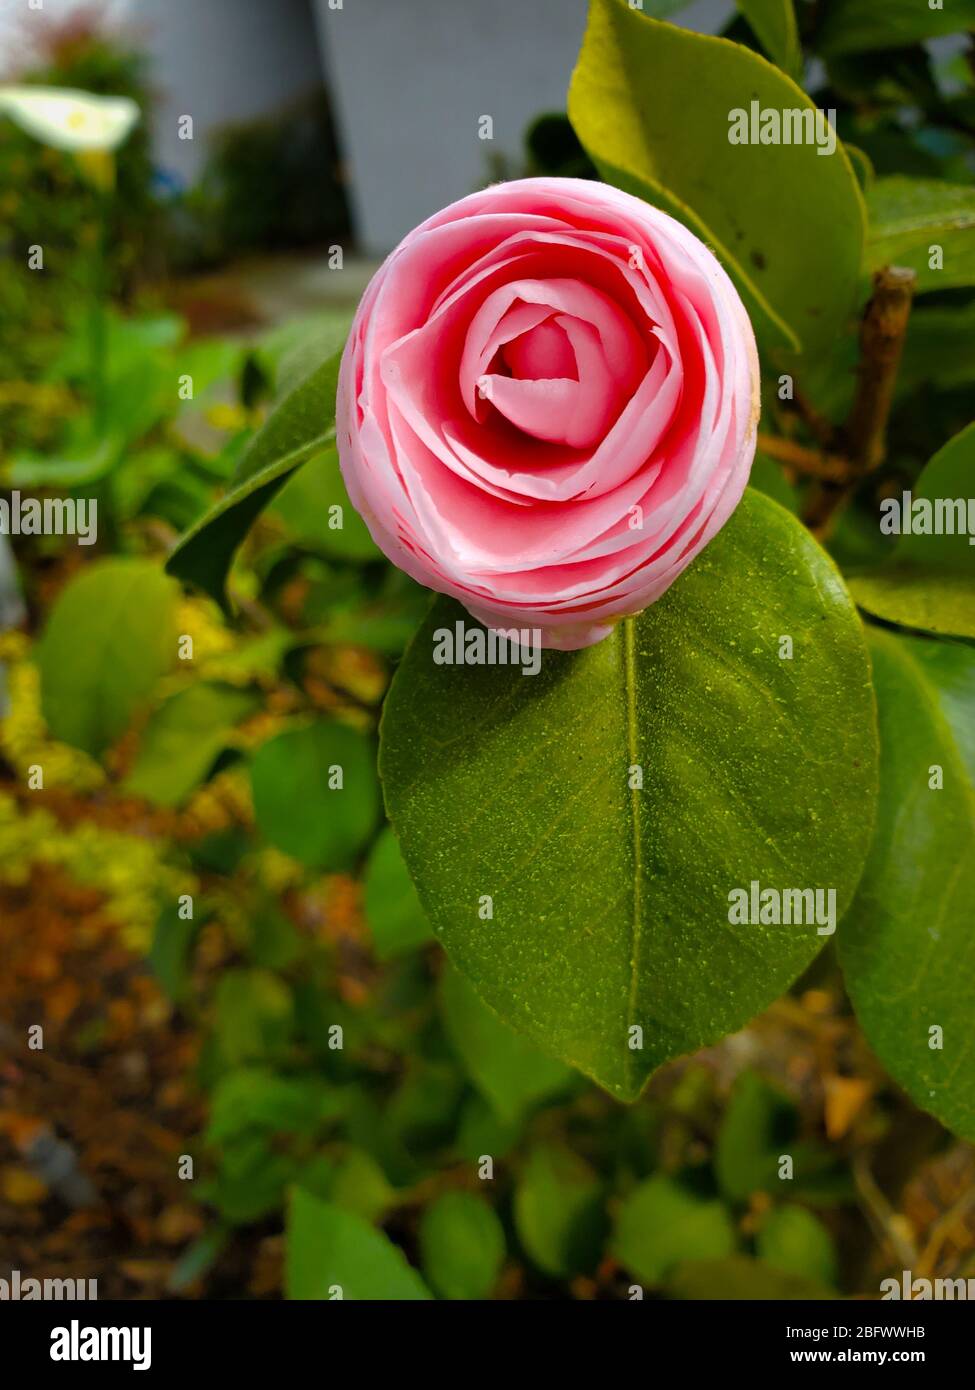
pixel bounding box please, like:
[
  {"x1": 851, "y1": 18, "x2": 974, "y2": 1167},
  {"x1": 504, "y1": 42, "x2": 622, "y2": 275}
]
[{"x1": 622, "y1": 615, "x2": 644, "y2": 1095}]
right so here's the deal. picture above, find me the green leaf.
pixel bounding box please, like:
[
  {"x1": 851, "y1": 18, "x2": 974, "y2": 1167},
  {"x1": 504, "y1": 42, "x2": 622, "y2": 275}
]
[
  {"x1": 455, "y1": 1094, "x2": 522, "y2": 1161},
  {"x1": 9, "y1": 433, "x2": 122, "y2": 488},
  {"x1": 419, "y1": 1192, "x2": 505, "y2": 1300},
  {"x1": 175, "y1": 339, "x2": 245, "y2": 413},
  {"x1": 250, "y1": 721, "x2": 380, "y2": 870},
  {"x1": 286, "y1": 1187, "x2": 431, "y2": 1300},
  {"x1": 568, "y1": 0, "x2": 865, "y2": 354},
  {"x1": 247, "y1": 905, "x2": 304, "y2": 971},
  {"x1": 314, "y1": 601, "x2": 430, "y2": 658},
  {"x1": 666, "y1": 1254, "x2": 835, "y2": 1299},
  {"x1": 844, "y1": 143, "x2": 874, "y2": 194},
  {"x1": 513, "y1": 1143, "x2": 606, "y2": 1278},
  {"x1": 381, "y1": 491, "x2": 879, "y2": 1099},
  {"x1": 440, "y1": 966, "x2": 575, "y2": 1121},
  {"x1": 206, "y1": 1068, "x2": 340, "y2": 1146},
  {"x1": 271, "y1": 446, "x2": 379, "y2": 561},
  {"x1": 124, "y1": 682, "x2": 260, "y2": 807},
  {"x1": 849, "y1": 421, "x2": 975, "y2": 640},
  {"x1": 46, "y1": 309, "x2": 183, "y2": 385},
  {"x1": 214, "y1": 968, "x2": 294, "y2": 1066},
  {"x1": 258, "y1": 310, "x2": 353, "y2": 398},
  {"x1": 897, "y1": 302, "x2": 975, "y2": 396},
  {"x1": 197, "y1": 628, "x2": 297, "y2": 682},
  {"x1": 749, "y1": 453, "x2": 799, "y2": 513},
  {"x1": 757, "y1": 1204, "x2": 837, "y2": 1284},
  {"x1": 206, "y1": 1135, "x2": 295, "y2": 1225},
  {"x1": 235, "y1": 351, "x2": 344, "y2": 495},
  {"x1": 816, "y1": 0, "x2": 975, "y2": 57},
  {"x1": 838, "y1": 629, "x2": 975, "y2": 1141},
  {"x1": 612, "y1": 1175, "x2": 736, "y2": 1286},
  {"x1": 149, "y1": 902, "x2": 200, "y2": 1004},
  {"x1": 866, "y1": 178, "x2": 975, "y2": 293},
  {"x1": 325, "y1": 1148, "x2": 396, "y2": 1223},
  {"x1": 628, "y1": 0, "x2": 691, "y2": 15},
  {"x1": 715, "y1": 1071, "x2": 850, "y2": 1205},
  {"x1": 167, "y1": 1227, "x2": 228, "y2": 1293},
  {"x1": 736, "y1": 0, "x2": 802, "y2": 79},
  {"x1": 851, "y1": 569, "x2": 975, "y2": 643},
  {"x1": 386, "y1": 1059, "x2": 465, "y2": 1156},
  {"x1": 37, "y1": 558, "x2": 178, "y2": 756},
  {"x1": 364, "y1": 826, "x2": 434, "y2": 960},
  {"x1": 715, "y1": 1071, "x2": 798, "y2": 1200},
  {"x1": 165, "y1": 348, "x2": 342, "y2": 609}
]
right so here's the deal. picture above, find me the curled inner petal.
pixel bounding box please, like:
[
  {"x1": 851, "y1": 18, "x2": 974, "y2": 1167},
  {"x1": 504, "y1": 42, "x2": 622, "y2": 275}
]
[{"x1": 459, "y1": 277, "x2": 649, "y2": 449}]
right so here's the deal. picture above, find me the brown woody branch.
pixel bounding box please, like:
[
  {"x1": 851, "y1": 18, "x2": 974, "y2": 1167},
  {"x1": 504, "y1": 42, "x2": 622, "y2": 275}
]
[
  {"x1": 756, "y1": 432, "x2": 853, "y2": 485},
  {"x1": 788, "y1": 266, "x2": 917, "y2": 536},
  {"x1": 843, "y1": 266, "x2": 917, "y2": 474}
]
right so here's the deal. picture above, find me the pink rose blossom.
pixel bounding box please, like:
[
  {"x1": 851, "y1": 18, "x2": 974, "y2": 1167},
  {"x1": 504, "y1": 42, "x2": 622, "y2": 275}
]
[{"x1": 337, "y1": 177, "x2": 760, "y2": 650}]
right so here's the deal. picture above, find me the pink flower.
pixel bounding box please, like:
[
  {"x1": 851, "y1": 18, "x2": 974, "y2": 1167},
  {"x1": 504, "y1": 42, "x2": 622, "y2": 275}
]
[{"x1": 337, "y1": 177, "x2": 760, "y2": 650}]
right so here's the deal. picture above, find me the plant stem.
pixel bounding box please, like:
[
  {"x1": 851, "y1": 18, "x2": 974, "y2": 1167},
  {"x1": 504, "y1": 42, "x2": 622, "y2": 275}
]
[
  {"x1": 88, "y1": 197, "x2": 108, "y2": 435},
  {"x1": 845, "y1": 266, "x2": 917, "y2": 472},
  {"x1": 801, "y1": 267, "x2": 916, "y2": 536},
  {"x1": 792, "y1": 384, "x2": 838, "y2": 450},
  {"x1": 853, "y1": 1152, "x2": 918, "y2": 1270},
  {"x1": 756, "y1": 432, "x2": 853, "y2": 484}
]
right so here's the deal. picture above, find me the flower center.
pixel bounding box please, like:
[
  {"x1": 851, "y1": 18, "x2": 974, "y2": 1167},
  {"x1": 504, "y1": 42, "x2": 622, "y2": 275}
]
[
  {"x1": 461, "y1": 279, "x2": 650, "y2": 452},
  {"x1": 498, "y1": 318, "x2": 578, "y2": 382}
]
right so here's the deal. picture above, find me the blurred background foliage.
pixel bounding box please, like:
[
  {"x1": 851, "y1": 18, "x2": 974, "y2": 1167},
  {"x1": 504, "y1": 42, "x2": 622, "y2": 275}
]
[{"x1": 1, "y1": 1, "x2": 974, "y2": 1300}]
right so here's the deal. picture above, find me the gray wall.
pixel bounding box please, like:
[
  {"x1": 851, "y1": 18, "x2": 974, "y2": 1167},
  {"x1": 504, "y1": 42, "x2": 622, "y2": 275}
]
[
  {"x1": 316, "y1": 0, "x2": 734, "y2": 254},
  {"x1": 0, "y1": 0, "x2": 324, "y2": 187},
  {"x1": 0, "y1": 0, "x2": 736, "y2": 246},
  {"x1": 139, "y1": 0, "x2": 324, "y2": 187},
  {"x1": 315, "y1": 0, "x2": 589, "y2": 255}
]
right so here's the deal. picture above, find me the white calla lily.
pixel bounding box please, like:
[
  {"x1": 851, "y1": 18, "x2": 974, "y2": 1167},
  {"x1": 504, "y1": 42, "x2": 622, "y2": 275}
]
[{"x1": 0, "y1": 85, "x2": 139, "y2": 152}]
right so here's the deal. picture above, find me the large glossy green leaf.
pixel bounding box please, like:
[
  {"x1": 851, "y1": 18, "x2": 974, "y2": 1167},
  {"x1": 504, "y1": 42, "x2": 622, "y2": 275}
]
[
  {"x1": 736, "y1": 0, "x2": 802, "y2": 79},
  {"x1": 37, "y1": 558, "x2": 178, "y2": 756},
  {"x1": 866, "y1": 178, "x2": 975, "y2": 293},
  {"x1": 568, "y1": 0, "x2": 865, "y2": 354},
  {"x1": 849, "y1": 422, "x2": 975, "y2": 640},
  {"x1": 816, "y1": 0, "x2": 975, "y2": 56},
  {"x1": 165, "y1": 349, "x2": 341, "y2": 609},
  {"x1": 838, "y1": 629, "x2": 975, "y2": 1141},
  {"x1": 285, "y1": 1188, "x2": 431, "y2": 1300},
  {"x1": 381, "y1": 491, "x2": 879, "y2": 1098}
]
